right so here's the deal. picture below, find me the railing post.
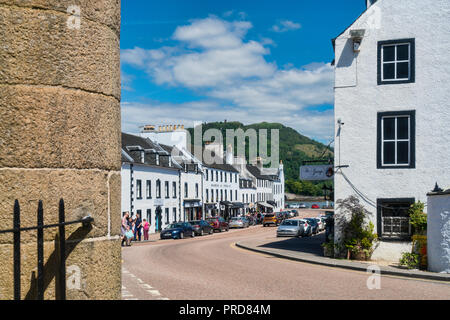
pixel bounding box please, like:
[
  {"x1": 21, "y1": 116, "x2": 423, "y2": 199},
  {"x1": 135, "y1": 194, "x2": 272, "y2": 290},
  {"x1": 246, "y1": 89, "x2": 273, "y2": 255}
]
[
  {"x1": 13, "y1": 200, "x2": 21, "y2": 300},
  {"x1": 58, "y1": 199, "x2": 66, "y2": 300},
  {"x1": 37, "y1": 200, "x2": 44, "y2": 300}
]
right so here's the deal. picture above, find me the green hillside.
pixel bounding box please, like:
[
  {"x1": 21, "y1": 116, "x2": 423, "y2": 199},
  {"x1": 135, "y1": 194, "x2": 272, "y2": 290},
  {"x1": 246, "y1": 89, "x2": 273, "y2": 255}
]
[{"x1": 187, "y1": 121, "x2": 334, "y2": 197}]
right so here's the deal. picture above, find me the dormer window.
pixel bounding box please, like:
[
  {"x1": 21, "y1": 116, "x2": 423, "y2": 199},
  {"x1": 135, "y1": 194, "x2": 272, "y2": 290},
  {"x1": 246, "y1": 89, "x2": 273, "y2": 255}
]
[{"x1": 378, "y1": 39, "x2": 415, "y2": 85}]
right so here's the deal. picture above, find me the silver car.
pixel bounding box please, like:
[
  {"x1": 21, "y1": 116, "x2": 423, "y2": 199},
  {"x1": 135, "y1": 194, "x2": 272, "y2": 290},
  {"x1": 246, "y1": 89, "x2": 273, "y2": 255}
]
[
  {"x1": 229, "y1": 217, "x2": 249, "y2": 228},
  {"x1": 276, "y1": 219, "x2": 305, "y2": 237}
]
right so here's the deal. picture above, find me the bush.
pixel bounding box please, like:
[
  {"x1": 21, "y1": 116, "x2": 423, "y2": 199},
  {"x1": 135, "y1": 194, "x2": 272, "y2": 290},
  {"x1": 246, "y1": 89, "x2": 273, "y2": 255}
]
[
  {"x1": 399, "y1": 252, "x2": 420, "y2": 269},
  {"x1": 335, "y1": 196, "x2": 378, "y2": 260},
  {"x1": 409, "y1": 201, "x2": 427, "y2": 235}
]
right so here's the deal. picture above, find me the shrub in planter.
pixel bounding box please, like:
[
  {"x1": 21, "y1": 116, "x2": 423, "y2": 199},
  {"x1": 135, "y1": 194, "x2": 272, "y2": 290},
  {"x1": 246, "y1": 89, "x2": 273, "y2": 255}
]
[
  {"x1": 412, "y1": 234, "x2": 428, "y2": 270},
  {"x1": 409, "y1": 201, "x2": 427, "y2": 235},
  {"x1": 399, "y1": 252, "x2": 420, "y2": 269},
  {"x1": 321, "y1": 240, "x2": 335, "y2": 257},
  {"x1": 335, "y1": 196, "x2": 378, "y2": 261}
]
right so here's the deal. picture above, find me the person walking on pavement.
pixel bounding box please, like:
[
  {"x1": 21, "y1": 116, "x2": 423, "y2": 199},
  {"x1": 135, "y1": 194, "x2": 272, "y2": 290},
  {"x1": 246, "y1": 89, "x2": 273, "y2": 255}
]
[
  {"x1": 121, "y1": 212, "x2": 129, "y2": 247},
  {"x1": 143, "y1": 218, "x2": 150, "y2": 241},
  {"x1": 134, "y1": 213, "x2": 142, "y2": 241}
]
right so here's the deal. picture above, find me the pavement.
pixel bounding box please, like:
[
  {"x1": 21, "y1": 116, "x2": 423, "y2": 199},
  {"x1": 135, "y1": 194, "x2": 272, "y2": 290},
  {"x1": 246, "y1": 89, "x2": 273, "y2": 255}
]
[
  {"x1": 122, "y1": 224, "x2": 450, "y2": 300},
  {"x1": 236, "y1": 232, "x2": 450, "y2": 282}
]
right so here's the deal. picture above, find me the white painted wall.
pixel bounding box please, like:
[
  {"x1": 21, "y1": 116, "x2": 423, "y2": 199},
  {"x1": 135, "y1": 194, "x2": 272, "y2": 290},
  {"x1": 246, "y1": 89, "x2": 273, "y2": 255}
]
[
  {"x1": 121, "y1": 162, "x2": 180, "y2": 234},
  {"x1": 334, "y1": 0, "x2": 450, "y2": 260},
  {"x1": 427, "y1": 192, "x2": 450, "y2": 273},
  {"x1": 203, "y1": 168, "x2": 239, "y2": 217}
]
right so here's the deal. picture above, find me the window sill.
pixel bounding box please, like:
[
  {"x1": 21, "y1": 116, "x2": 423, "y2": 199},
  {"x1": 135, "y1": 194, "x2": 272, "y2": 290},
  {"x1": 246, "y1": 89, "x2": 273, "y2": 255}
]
[{"x1": 377, "y1": 165, "x2": 415, "y2": 169}]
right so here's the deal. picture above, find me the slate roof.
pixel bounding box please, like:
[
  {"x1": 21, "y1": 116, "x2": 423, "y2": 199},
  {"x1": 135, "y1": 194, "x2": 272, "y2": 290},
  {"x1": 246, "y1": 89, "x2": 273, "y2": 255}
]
[
  {"x1": 246, "y1": 165, "x2": 275, "y2": 181},
  {"x1": 121, "y1": 132, "x2": 181, "y2": 170},
  {"x1": 203, "y1": 161, "x2": 239, "y2": 173}
]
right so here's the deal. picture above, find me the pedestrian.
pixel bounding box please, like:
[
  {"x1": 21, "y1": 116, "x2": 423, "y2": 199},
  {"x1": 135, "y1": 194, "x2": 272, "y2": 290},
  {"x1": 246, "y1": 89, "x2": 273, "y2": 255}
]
[
  {"x1": 134, "y1": 213, "x2": 142, "y2": 241},
  {"x1": 143, "y1": 218, "x2": 150, "y2": 241},
  {"x1": 124, "y1": 225, "x2": 134, "y2": 246},
  {"x1": 121, "y1": 212, "x2": 129, "y2": 247}
]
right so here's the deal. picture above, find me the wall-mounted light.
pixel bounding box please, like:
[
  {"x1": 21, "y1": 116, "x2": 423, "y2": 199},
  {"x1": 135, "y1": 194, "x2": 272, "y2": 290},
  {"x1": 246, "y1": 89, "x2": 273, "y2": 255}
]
[{"x1": 350, "y1": 29, "x2": 366, "y2": 52}]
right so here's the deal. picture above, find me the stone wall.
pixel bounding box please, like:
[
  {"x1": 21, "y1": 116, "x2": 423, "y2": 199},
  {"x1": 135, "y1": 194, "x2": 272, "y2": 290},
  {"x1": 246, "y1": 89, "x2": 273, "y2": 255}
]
[{"x1": 0, "y1": 0, "x2": 121, "y2": 299}]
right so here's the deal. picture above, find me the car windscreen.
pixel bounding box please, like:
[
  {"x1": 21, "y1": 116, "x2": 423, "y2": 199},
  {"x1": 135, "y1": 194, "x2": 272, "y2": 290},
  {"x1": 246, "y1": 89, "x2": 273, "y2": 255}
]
[
  {"x1": 189, "y1": 221, "x2": 201, "y2": 225},
  {"x1": 281, "y1": 220, "x2": 298, "y2": 226},
  {"x1": 167, "y1": 223, "x2": 184, "y2": 229}
]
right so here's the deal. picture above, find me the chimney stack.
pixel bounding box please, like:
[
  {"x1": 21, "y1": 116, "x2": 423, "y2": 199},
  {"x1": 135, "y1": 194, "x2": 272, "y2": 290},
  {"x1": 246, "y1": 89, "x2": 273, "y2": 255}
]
[{"x1": 366, "y1": 0, "x2": 377, "y2": 8}]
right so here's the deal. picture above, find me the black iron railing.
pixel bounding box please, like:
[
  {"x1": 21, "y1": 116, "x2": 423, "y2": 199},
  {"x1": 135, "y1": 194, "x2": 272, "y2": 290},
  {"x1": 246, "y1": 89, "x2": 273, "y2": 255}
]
[{"x1": 0, "y1": 199, "x2": 93, "y2": 300}]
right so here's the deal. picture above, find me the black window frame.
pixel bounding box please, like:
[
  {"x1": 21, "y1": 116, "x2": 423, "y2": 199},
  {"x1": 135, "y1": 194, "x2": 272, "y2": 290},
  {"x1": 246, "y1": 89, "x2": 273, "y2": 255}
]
[
  {"x1": 184, "y1": 182, "x2": 188, "y2": 198},
  {"x1": 377, "y1": 198, "x2": 415, "y2": 240},
  {"x1": 136, "y1": 180, "x2": 142, "y2": 199},
  {"x1": 146, "y1": 180, "x2": 152, "y2": 199},
  {"x1": 172, "y1": 181, "x2": 177, "y2": 198},
  {"x1": 165, "y1": 181, "x2": 169, "y2": 199},
  {"x1": 156, "y1": 179, "x2": 161, "y2": 199},
  {"x1": 377, "y1": 38, "x2": 415, "y2": 85},
  {"x1": 377, "y1": 110, "x2": 415, "y2": 169}
]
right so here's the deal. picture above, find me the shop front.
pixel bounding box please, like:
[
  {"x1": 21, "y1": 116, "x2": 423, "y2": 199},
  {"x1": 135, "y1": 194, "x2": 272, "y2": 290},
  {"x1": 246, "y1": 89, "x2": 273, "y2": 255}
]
[{"x1": 184, "y1": 199, "x2": 203, "y2": 221}]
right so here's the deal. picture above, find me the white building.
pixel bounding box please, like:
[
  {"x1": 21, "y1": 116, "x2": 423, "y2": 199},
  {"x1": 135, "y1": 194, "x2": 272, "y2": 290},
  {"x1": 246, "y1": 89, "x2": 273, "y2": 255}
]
[
  {"x1": 333, "y1": 0, "x2": 450, "y2": 260},
  {"x1": 121, "y1": 133, "x2": 181, "y2": 234},
  {"x1": 203, "y1": 162, "x2": 240, "y2": 219},
  {"x1": 161, "y1": 144, "x2": 204, "y2": 221}
]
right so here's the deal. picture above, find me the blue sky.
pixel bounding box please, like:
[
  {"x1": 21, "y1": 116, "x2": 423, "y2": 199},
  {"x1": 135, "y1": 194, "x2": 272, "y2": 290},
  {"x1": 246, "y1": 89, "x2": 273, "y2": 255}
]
[{"x1": 120, "y1": 0, "x2": 366, "y2": 143}]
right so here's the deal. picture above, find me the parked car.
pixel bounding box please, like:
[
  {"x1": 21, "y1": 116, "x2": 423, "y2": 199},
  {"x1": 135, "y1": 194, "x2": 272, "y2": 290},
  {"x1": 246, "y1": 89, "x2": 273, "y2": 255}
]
[
  {"x1": 277, "y1": 219, "x2": 307, "y2": 238},
  {"x1": 160, "y1": 222, "x2": 195, "y2": 240},
  {"x1": 314, "y1": 217, "x2": 325, "y2": 231},
  {"x1": 311, "y1": 204, "x2": 320, "y2": 209},
  {"x1": 290, "y1": 203, "x2": 300, "y2": 209},
  {"x1": 305, "y1": 218, "x2": 319, "y2": 234},
  {"x1": 263, "y1": 213, "x2": 281, "y2": 227},
  {"x1": 206, "y1": 216, "x2": 229, "y2": 232},
  {"x1": 300, "y1": 219, "x2": 312, "y2": 236},
  {"x1": 246, "y1": 215, "x2": 256, "y2": 226},
  {"x1": 188, "y1": 220, "x2": 214, "y2": 236},
  {"x1": 229, "y1": 217, "x2": 249, "y2": 228},
  {"x1": 277, "y1": 212, "x2": 288, "y2": 222},
  {"x1": 298, "y1": 203, "x2": 307, "y2": 208}
]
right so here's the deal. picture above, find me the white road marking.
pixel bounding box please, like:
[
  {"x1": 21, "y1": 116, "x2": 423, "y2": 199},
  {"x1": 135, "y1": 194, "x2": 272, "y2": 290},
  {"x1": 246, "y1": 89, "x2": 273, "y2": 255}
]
[
  {"x1": 122, "y1": 268, "x2": 169, "y2": 300},
  {"x1": 147, "y1": 290, "x2": 161, "y2": 296}
]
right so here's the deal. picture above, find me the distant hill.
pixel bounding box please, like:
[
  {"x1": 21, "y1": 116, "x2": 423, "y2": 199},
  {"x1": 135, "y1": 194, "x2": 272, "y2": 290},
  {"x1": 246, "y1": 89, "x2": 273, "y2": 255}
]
[{"x1": 187, "y1": 121, "x2": 333, "y2": 196}]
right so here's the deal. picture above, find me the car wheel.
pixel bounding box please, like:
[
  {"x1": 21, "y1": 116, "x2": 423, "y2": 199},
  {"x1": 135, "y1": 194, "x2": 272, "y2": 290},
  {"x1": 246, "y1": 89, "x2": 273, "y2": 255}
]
[
  {"x1": 209, "y1": 228, "x2": 213, "y2": 235},
  {"x1": 200, "y1": 229, "x2": 204, "y2": 236},
  {"x1": 191, "y1": 231, "x2": 195, "y2": 238},
  {"x1": 180, "y1": 232, "x2": 184, "y2": 239},
  {"x1": 226, "y1": 227, "x2": 229, "y2": 232}
]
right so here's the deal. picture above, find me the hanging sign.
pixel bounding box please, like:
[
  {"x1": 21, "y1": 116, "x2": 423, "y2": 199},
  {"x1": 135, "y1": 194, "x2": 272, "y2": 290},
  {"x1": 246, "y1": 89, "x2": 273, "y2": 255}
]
[{"x1": 300, "y1": 165, "x2": 334, "y2": 181}]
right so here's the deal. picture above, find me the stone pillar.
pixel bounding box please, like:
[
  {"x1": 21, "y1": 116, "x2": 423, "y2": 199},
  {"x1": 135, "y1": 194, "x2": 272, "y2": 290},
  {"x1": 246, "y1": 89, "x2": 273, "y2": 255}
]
[
  {"x1": 0, "y1": 1, "x2": 121, "y2": 299},
  {"x1": 427, "y1": 188, "x2": 450, "y2": 274}
]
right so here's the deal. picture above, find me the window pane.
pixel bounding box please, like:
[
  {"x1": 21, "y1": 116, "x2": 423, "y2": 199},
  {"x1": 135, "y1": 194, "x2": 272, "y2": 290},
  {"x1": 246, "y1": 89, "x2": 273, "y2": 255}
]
[
  {"x1": 397, "y1": 62, "x2": 409, "y2": 79},
  {"x1": 397, "y1": 44, "x2": 409, "y2": 61},
  {"x1": 383, "y1": 118, "x2": 395, "y2": 140},
  {"x1": 397, "y1": 117, "x2": 409, "y2": 139},
  {"x1": 397, "y1": 141, "x2": 409, "y2": 164},
  {"x1": 383, "y1": 45, "x2": 395, "y2": 62},
  {"x1": 383, "y1": 63, "x2": 395, "y2": 80},
  {"x1": 383, "y1": 142, "x2": 395, "y2": 164}
]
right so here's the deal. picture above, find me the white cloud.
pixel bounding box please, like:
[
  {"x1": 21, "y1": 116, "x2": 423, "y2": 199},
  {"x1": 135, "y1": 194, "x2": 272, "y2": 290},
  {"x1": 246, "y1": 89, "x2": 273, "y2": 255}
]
[
  {"x1": 121, "y1": 100, "x2": 334, "y2": 143},
  {"x1": 271, "y1": 20, "x2": 302, "y2": 33},
  {"x1": 121, "y1": 16, "x2": 334, "y2": 142}
]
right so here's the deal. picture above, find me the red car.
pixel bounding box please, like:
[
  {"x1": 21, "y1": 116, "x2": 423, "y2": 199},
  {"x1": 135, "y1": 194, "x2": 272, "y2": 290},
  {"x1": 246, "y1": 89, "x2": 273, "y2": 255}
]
[
  {"x1": 206, "y1": 217, "x2": 229, "y2": 232},
  {"x1": 311, "y1": 204, "x2": 320, "y2": 209}
]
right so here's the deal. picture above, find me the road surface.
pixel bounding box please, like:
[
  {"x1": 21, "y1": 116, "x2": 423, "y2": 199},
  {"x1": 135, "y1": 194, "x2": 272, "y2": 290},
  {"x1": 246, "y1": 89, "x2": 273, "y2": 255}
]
[{"x1": 121, "y1": 225, "x2": 450, "y2": 300}]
